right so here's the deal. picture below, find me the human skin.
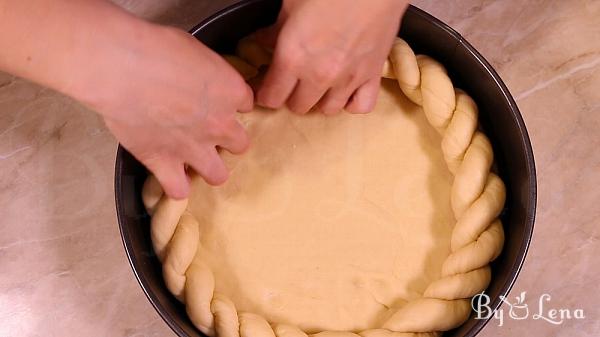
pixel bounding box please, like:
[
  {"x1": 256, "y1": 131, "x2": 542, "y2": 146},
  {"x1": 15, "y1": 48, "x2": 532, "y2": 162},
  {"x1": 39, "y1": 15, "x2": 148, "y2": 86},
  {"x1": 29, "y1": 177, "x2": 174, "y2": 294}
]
[
  {"x1": 0, "y1": 0, "x2": 409, "y2": 199},
  {"x1": 255, "y1": 0, "x2": 409, "y2": 114},
  {"x1": 0, "y1": 0, "x2": 252, "y2": 199}
]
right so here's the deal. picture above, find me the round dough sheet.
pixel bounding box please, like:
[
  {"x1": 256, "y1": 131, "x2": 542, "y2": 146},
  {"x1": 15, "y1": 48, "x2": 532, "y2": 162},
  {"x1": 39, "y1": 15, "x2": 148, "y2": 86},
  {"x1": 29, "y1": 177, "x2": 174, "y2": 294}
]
[{"x1": 187, "y1": 79, "x2": 455, "y2": 332}]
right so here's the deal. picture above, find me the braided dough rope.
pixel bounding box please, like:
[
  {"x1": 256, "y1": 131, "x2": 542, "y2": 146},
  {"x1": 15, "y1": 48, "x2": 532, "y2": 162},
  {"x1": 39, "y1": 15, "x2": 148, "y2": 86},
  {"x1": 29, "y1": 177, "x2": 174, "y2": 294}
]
[{"x1": 141, "y1": 37, "x2": 505, "y2": 337}]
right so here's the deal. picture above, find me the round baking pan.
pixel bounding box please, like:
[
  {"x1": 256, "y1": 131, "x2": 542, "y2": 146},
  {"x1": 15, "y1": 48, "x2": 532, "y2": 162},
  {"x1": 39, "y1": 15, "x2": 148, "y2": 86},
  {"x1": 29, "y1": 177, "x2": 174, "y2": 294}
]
[{"x1": 115, "y1": 1, "x2": 537, "y2": 336}]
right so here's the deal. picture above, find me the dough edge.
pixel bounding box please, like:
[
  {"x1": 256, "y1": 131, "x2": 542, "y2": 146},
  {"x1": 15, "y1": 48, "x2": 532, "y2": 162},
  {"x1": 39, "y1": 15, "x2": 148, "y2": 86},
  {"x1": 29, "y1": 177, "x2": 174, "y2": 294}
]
[{"x1": 141, "y1": 37, "x2": 506, "y2": 337}]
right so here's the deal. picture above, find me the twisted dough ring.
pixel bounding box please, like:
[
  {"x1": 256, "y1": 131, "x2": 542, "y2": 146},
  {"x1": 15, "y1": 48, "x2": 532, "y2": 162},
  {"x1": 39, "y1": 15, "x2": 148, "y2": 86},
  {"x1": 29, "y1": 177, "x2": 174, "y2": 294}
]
[{"x1": 141, "y1": 38, "x2": 505, "y2": 337}]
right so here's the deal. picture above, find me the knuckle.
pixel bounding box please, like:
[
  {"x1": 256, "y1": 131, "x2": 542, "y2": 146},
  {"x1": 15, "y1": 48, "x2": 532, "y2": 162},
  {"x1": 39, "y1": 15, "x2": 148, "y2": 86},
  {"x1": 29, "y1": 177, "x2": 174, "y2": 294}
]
[
  {"x1": 232, "y1": 75, "x2": 250, "y2": 93},
  {"x1": 205, "y1": 116, "x2": 248, "y2": 151},
  {"x1": 138, "y1": 151, "x2": 166, "y2": 168},
  {"x1": 191, "y1": 149, "x2": 212, "y2": 170},
  {"x1": 347, "y1": 72, "x2": 364, "y2": 88},
  {"x1": 277, "y1": 52, "x2": 300, "y2": 72},
  {"x1": 203, "y1": 114, "x2": 231, "y2": 140},
  {"x1": 328, "y1": 50, "x2": 348, "y2": 68},
  {"x1": 277, "y1": 41, "x2": 303, "y2": 69},
  {"x1": 313, "y1": 55, "x2": 346, "y2": 83},
  {"x1": 224, "y1": 121, "x2": 245, "y2": 140},
  {"x1": 203, "y1": 113, "x2": 220, "y2": 130},
  {"x1": 312, "y1": 64, "x2": 338, "y2": 83}
]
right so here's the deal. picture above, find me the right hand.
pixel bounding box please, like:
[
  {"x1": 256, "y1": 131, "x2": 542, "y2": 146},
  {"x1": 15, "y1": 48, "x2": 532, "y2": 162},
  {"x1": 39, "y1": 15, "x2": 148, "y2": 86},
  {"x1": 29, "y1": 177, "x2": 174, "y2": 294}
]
[
  {"x1": 72, "y1": 23, "x2": 253, "y2": 199},
  {"x1": 254, "y1": 0, "x2": 406, "y2": 115}
]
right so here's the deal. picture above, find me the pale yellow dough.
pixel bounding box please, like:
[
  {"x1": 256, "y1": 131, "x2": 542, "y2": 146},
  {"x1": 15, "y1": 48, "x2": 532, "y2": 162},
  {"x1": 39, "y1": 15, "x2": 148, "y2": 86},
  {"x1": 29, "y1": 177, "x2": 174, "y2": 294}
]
[
  {"x1": 189, "y1": 79, "x2": 453, "y2": 332},
  {"x1": 142, "y1": 38, "x2": 506, "y2": 337}
]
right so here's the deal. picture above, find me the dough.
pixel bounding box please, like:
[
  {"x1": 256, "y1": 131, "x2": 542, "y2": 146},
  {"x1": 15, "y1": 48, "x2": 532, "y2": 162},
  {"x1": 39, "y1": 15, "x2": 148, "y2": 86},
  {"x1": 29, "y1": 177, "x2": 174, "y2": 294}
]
[
  {"x1": 189, "y1": 79, "x2": 454, "y2": 332},
  {"x1": 141, "y1": 38, "x2": 506, "y2": 337}
]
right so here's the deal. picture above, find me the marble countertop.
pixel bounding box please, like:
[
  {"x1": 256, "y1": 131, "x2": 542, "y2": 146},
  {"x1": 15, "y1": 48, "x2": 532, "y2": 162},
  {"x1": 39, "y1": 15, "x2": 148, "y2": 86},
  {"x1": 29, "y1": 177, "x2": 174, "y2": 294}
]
[{"x1": 1, "y1": 0, "x2": 598, "y2": 336}]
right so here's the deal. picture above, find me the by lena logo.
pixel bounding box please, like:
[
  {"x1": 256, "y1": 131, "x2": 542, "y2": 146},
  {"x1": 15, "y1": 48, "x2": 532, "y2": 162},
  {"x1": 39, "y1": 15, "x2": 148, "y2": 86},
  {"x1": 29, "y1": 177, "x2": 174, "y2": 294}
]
[{"x1": 472, "y1": 291, "x2": 585, "y2": 327}]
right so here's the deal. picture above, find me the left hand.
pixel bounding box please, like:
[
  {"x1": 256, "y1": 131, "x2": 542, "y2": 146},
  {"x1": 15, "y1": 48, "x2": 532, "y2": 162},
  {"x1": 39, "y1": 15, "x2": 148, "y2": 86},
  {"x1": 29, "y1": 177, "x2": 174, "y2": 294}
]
[{"x1": 254, "y1": 0, "x2": 408, "y2": 114}]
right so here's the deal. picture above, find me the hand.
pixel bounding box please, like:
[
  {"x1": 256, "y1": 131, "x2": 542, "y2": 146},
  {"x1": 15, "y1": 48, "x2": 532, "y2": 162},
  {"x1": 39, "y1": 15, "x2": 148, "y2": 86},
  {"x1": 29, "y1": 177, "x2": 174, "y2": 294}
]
[
  {"x1": 0, "y1": 0, "x2": 252, "y2": 199},
  {"x1": 74, "y1": 24, "x2": 253, "y2": 199},
  {"x1": 255, "y1": 0, "x2": 408, "y2": 114}
]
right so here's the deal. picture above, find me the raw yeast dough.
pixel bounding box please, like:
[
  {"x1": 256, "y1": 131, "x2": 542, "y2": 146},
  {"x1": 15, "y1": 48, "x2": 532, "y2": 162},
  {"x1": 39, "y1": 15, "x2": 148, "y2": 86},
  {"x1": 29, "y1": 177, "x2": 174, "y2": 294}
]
[{"x1": 187, "y1": 79, "x2": 455, "y2": 332}]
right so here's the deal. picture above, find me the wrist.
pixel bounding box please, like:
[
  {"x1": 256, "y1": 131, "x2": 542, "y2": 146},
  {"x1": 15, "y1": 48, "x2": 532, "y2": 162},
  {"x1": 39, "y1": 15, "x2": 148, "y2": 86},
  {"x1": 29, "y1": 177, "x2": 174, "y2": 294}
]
[{"x1": 57, "y1": 4, "x2": 157, "y2": 109}]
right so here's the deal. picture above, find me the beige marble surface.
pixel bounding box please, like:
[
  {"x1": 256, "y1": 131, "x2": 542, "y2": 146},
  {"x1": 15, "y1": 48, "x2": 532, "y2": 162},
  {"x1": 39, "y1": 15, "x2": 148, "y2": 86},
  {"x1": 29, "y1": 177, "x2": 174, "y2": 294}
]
[{"x1": 0, "y1": 0, "x2": 598, "y2": 336}]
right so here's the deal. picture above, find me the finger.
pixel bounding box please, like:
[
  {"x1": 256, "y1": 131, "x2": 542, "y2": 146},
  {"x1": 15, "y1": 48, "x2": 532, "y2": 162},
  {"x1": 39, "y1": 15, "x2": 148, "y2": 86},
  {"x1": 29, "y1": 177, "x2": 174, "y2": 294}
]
[
  {"x1": 218, "y1": 53, "x2": 255, "y2": 113},
  {"x1": 187, "y1": 147, "x2": 229, "y2": 186},
  {"x1": 237, "y1": 81, "x2": 254, "y2": 113},
  {"x1": 287, "y1": 79, "x2": 328, "y2": 114},
  {"x1": 256, "y1": 54, "x2": 298, "y2": 109},
  {"x1": 144, "y1": 157, "x2": 190, "y2": 200},
  {"x1": 346, "y1": 77, "x2": 381, "y2": 114},
  {"x1": 251, "y1": 25, "x2": 280, "y2": 50},
  {"x1": 251, "y1": 2, "x2": 290, "y2": 50},
  {"x1": 317, "y1": 84, "x2": 358, "y2": 115},
  {"x1": 216, "y1": 118, "x2": 250, "y2": 155},
  {"x1": 247, "y1": 73, "x2": 264, "y2": 93}
]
